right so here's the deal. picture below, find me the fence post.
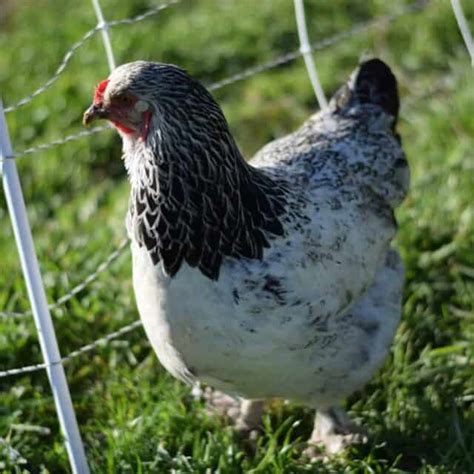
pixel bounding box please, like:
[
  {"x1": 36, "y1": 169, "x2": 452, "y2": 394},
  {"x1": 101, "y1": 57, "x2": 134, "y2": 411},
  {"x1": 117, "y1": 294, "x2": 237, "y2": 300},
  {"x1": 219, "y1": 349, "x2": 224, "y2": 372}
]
[
  {"x1": 451, "y1": 0, "x2": 474, "y2": 66},
  {"x1": 293, "y1": 0, "x2": 328, "y2": 109},
  {"x1": 0, "y1": 101, "x2": 90, "y2": 474},
  {"x1": 91, "y1": 0, "x2": 116, "y2": 72}
]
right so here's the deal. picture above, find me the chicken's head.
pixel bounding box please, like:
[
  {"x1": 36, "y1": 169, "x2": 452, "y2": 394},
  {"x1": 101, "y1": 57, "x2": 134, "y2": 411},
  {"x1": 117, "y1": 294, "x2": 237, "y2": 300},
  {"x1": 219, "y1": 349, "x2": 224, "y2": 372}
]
[
  {"x1": 83, "y1": 63, "x2": 159, "y2": 140},
  {"x1": 83, "y1": 61, "x2": 225, "y2": 143}
]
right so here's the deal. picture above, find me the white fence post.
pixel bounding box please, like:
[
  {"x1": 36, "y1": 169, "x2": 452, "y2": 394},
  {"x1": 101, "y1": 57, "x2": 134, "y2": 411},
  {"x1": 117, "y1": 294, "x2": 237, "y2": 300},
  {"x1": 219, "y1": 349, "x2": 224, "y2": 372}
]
[
  {"x1": 91, "y1": 0, "x2": 116, "y2": 72},
  {"x1": 451, "y1": 0, "x2": 474, "y2": 66},
  {"x1": 293, "y1": 0, "x2": 328, "y2": 109},
  {"x1": 0, "y1": 101, "x2": 90, "y2": 474}
]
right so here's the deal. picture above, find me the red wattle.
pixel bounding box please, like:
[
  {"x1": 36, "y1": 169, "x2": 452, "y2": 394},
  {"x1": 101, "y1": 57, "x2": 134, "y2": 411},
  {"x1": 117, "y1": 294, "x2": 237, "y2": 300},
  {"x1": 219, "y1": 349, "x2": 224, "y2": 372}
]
[
  {"x1": 110, "y1": 120, "x2": 134, "y2": 135},
  {"x1": 140, "y1": 111, "x2": 152, "y2": 141}
]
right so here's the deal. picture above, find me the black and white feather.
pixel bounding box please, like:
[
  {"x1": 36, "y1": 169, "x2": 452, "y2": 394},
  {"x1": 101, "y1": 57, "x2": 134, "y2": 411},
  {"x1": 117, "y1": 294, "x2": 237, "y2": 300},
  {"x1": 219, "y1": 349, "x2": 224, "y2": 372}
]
[{"x1": 107, "y1": 59, "x2": 409, "y2": 405}]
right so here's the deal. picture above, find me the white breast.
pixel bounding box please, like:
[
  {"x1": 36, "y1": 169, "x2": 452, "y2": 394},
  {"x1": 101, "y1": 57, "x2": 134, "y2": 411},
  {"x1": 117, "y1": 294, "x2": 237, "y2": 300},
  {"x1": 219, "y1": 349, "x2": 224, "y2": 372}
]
[{"x1": 131, "y1": 194, "x2": 401, "y2": 407}]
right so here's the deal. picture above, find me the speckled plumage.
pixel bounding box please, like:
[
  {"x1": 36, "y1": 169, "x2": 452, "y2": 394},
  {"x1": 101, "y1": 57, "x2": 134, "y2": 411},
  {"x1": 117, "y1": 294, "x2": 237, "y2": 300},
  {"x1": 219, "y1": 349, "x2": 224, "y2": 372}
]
[{"x1": 88, "y1": 59, "x2": 409, "y2": 431}]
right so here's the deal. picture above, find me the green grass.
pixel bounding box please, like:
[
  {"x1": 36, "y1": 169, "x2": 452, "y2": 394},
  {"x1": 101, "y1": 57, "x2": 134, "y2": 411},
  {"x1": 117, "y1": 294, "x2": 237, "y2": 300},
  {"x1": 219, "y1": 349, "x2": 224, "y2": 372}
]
[{"x1": 0, "y1": 0, "x2": 473, "y2": 472}]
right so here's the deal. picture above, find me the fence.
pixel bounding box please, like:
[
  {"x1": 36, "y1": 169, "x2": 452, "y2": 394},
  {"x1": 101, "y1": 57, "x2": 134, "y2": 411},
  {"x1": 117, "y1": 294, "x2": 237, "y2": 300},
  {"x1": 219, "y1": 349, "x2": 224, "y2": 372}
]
[{"x1": 0, "y1": 0, "x2": 472, "y2": 472}]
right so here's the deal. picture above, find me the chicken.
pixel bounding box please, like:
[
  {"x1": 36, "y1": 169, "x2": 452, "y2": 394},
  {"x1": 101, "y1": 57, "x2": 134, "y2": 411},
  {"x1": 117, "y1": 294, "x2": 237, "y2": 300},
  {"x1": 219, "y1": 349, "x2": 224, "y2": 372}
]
[{"x1": 83, "y1": 58, "x2": 409, "y2": 455}]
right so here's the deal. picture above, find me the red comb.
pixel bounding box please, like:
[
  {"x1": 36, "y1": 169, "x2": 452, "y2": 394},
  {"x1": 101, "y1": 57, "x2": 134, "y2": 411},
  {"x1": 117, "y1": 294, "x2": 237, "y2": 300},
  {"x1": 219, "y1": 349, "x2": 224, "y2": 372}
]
[{"x1": 94, "y1": 79, "x2": 109, "y2": 103}]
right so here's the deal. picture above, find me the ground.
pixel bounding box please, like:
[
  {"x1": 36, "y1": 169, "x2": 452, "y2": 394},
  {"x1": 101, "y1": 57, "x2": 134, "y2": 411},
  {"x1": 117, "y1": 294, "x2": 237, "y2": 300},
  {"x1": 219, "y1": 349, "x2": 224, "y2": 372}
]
[{"x1": 0, "y1": 0, "x2": 473, "y2": 472}]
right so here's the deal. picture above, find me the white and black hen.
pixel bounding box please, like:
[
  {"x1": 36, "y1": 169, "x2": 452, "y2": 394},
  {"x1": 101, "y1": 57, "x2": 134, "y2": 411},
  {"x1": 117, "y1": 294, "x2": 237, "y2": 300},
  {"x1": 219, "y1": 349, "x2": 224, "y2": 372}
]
[{"x1": 84, "y1": 58, "x2": 409, "y2": 454}]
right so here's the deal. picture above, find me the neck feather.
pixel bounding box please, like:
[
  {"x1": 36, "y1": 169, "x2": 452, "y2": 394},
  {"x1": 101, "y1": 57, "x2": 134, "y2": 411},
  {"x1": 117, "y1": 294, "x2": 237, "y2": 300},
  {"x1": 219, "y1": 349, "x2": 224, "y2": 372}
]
[{"x1": 125, "y1": 113, "x2": 287, "y2": 280}]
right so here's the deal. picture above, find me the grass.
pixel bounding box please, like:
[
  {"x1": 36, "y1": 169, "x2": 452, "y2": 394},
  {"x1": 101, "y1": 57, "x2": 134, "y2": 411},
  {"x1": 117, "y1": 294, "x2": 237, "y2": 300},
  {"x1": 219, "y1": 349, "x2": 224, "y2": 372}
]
[{"x1": 0, "y1": 0, "x2": 473, "y2": 472}]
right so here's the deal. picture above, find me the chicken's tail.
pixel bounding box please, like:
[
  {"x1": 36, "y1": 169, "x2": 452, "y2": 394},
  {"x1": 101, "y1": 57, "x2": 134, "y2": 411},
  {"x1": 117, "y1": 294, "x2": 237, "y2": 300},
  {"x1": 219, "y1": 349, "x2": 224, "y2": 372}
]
[{"x1": 331, "y1": 58, "x2": 399, "y2": 127}]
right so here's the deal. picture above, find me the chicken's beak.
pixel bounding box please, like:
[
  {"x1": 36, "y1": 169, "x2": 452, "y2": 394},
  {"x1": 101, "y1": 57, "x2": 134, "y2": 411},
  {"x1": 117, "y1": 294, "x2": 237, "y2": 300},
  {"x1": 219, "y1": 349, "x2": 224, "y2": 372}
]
[{"x1": 83, "y1": 104, "x2": 109, "y2": 126}]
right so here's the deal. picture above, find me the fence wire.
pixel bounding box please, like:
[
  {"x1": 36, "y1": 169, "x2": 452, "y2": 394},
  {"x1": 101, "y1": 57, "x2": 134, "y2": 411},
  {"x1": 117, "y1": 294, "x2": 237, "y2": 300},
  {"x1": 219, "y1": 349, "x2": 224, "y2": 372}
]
[
  {"x1": 0, "y1": 238, "x2": 129, "y2": 320},
  {"x1": 13, "y1": 126, "x2": 111, "y2": 158},
  {"x1": 0, "y1": 320, "x2": 143, "y2": 379}
]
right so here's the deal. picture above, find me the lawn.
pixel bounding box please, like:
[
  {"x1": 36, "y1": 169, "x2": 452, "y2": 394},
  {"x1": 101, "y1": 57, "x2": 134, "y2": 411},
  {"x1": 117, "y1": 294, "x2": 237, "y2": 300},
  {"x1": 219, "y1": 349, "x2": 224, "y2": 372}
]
[{"x1": 0, "y1": 0, "x2": 473, "y2": 472}]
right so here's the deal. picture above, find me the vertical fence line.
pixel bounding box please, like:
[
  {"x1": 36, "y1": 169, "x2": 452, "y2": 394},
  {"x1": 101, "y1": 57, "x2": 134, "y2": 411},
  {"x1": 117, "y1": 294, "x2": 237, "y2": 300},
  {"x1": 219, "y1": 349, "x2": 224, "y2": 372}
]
[
  {"x1": 0, "y1": 101, "x2": 90, "y2": 474},
  {"x1": 451, "y1": 0, "x2": 474, "y2": 66},
  {"x1": 91, "y1": 0, "x2": 116, "y2": 71},
  {"x1": 293, "y1": 0, "x2": 328, "y2": 108}
]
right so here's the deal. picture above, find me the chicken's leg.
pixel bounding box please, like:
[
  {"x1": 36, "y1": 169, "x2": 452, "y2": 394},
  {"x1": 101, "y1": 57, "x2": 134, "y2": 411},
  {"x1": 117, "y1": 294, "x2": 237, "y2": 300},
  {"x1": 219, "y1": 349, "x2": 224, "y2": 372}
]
[
  {"x1": 306, "y1": 407, "x2": 367, "y2": 457},
  {"x1": 235, "y1": 399, "x2": 264, "y2": 435},
  {"x1": 204, "y1": 388, "x2": 264, "y2": 436}
]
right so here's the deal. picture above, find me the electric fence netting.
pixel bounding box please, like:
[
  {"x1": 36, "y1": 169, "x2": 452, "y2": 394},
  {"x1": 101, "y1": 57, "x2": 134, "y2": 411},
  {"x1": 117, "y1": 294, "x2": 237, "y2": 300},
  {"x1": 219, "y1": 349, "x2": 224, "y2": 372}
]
[{"x1": 0, "y1": 0, "x2": 472, "y2": 472}]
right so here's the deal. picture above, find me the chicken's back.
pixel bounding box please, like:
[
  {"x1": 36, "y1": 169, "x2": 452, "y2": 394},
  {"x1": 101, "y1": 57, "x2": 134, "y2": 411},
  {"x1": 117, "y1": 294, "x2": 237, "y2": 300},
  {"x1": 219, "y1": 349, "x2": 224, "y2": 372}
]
[{"x1": 252, "y1": 59, "x2": 410, "y2": 212}]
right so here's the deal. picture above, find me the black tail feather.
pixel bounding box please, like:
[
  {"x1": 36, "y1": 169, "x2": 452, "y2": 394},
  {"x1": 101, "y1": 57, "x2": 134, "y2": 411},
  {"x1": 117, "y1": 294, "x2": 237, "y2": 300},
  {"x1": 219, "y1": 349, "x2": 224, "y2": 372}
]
[{"x1": 332, "y1": 58, "x2": 400, "y2": 123}]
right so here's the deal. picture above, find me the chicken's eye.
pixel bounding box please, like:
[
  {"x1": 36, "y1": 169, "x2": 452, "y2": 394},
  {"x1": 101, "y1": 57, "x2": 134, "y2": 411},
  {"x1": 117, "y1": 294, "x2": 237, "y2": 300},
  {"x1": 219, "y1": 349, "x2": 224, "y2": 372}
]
[{"x1": 114, "y1": 94, "x2": 134, "y2": 106}]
